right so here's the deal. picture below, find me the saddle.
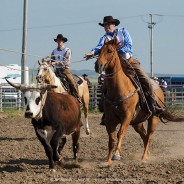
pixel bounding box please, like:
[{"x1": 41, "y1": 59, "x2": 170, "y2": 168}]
[
  {"x1": 130, "y1": 77, "x2": 160, "y2": 123},
  {"x1": 56, "y1": 72, "x2": 83, "y2": 95},
  {"x1": 121, "y1": 57, "x2": 159, "y2": 112}
]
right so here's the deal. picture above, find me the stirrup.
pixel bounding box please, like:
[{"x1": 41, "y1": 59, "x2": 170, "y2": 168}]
[{"x1": 153, "y1": 106, "x2": 165, "y2": 116}]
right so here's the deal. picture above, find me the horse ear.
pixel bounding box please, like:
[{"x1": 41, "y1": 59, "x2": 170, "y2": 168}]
[
  {"x1": 114, "y1": 37, "x2": 118, "y2": 45},
  {"x1": 38, "y1": 59, "x2": 41, "y2": 65}
]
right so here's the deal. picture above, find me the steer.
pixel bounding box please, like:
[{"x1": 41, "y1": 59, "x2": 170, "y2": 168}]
[{"x1": 6, "y1": 79, "x2": 82, "y2": 170}]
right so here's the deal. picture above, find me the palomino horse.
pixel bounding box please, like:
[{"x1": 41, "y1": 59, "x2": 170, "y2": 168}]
[
  {"x1": 36, "y1": 59, "x2": 90, "y2": 135},
  {"x1": 95, "y1": 37, "x2": 184, "y2": 164}
]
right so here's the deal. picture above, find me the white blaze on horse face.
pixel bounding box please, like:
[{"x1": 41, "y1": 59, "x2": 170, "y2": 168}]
[
  {"x1": 24, "y1": 91, "x2": 42, "y2": 118},
  {"x1": 37, "y1": 64, "x2": 47, "y2": 81}
]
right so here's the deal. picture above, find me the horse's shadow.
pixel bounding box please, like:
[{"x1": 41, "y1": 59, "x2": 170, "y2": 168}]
[
  {"x1": 0, "y1": 157, "x2": 107, "y2": 172},
  {"x1": 0, "y1": 159, "x2": 47, "y2": 173},
  {"x1": 0, "y1": 137, "x2": 31, "y2": 141}
]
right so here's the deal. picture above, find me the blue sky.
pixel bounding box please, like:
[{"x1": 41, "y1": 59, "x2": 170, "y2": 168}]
[{"x1": 0, "y1": 0, "x2": 184, "y2": 75}]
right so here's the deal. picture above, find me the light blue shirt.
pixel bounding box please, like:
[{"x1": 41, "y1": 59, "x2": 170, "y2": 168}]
[{"x1": 92, "y1": 27, "x2": 133, "y2": 56}]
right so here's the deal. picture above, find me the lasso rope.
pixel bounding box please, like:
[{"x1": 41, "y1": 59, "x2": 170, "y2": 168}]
[
  {"x1": 0, "y1": 47, "x2": 97, "y2": 83},
  {"x1": 0, "y1": 47, "x2": 96, "y2": 72}
]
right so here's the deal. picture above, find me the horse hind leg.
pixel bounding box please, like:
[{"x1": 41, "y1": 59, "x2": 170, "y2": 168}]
[
  {"x1": 133, "y1": 122, "x2": 147, "y2": 149},
  {"x1": 142, "y1": 116, "x2": 159, "y2": 161},
  {"x1": 81, "y1": 90, "x2": 90, "y2": 135},
  {"x1": 106, "y1": 126, "x2": 116, "y2": 165}
]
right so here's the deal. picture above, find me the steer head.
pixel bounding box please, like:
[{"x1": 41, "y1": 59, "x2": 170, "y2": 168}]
[{"x1": 6, "y1": 79, "x2": 57, "y2": 119}]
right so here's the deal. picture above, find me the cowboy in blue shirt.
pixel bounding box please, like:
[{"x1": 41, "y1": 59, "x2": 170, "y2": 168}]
[
  {"x1": 85, "y1": 16, "x2": 133, "y2": 60},
  {"x1": 84, "y1": 16, "x2": 165, "y2": 116}
]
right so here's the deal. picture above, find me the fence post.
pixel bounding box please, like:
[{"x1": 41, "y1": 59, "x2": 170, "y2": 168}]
[
  {"x1": 0, "y1": 86, "x2": 2, "y2": 112},
  {"x1": 17, "y1": 90, "x2": 22, "y2": 110},
  {"x1": 94, "y1": 85, "x2": 98, "y2": 109}
]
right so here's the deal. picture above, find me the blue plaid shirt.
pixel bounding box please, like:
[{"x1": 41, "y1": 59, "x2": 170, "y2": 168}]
[{"x1": 91, "y1": 27, "x2": 133, "y2": 56}]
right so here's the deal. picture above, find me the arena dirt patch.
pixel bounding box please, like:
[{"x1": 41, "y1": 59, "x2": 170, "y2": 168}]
[{"x1": 0, "y1": 113, "x2": 184, "y2": 183}]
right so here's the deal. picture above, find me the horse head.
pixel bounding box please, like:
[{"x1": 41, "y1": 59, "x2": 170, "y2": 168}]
[
  {"x1": 95, "y1": 37, "x2": 119, "y2": 74},
  {"x1": 36, "y1": 58, "x2": 52, "y2": 83}
]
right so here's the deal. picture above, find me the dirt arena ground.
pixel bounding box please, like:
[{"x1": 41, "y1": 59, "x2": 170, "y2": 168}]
[{"x1": 0, "y1": 112, "x2": 184, "y2": 184}]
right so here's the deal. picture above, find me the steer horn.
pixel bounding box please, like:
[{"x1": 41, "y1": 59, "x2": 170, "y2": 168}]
[
  {"x1": 5, "y1": 78, "x2": 58, "y2": 91},
  {"x1": 38, "y1": 84, "x2": 58, "y2": 90},
  {"x1": 5, "y1": 78, "x2": 26, "y2": 90}
]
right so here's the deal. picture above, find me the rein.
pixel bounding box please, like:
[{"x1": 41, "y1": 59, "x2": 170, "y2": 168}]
[
  {"x1": 101, "y1": 51, "x2": 122, "y2": 78},
  {"x1": 99, "y1": 44, "x2": 139, "y2": 107}
]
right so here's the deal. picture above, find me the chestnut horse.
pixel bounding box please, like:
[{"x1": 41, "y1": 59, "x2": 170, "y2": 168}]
[
  {"x1": 36, "y1": 59, "x2": 90, "y2": 135},
  {"x1": 95, "y1": 37, "x2": 184, "y2": 164}
]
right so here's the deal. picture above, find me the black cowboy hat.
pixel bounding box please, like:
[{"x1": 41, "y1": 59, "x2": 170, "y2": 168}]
[
  {"x1": 82, "y1": 74, "x2": 88, "y2": 77},
  {"x1": 54, "y1": 34, "x2": 68, "y2": 42},
  {"x1": 99, "y1": 16, "x2": 120, "y2": 27}
]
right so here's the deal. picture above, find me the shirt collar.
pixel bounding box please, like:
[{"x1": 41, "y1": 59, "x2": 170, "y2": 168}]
[
  {"x1": 106, "y1": 32, "x2": 114, "y2": 37},
  {"x1": 57, "y1": 46, "x2": 65, "y2": 51}
]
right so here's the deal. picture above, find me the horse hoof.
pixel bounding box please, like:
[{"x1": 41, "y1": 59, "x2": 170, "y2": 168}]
[
  {"x1": 142, "y1": 156, "x2": 148, "y2": 161},
  {"x1": 86, "y1": 128, "x2": 90, "y2": 135},
  {"x1": 112, "y1": 154, "x2": 122, "y2": 161}
]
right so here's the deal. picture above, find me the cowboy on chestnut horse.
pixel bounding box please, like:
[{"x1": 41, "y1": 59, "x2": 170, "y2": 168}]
[{"x1": 84, "y1": 15, "x2": 165, "y2": 117}]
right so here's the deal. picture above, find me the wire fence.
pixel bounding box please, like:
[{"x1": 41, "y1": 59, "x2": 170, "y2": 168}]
[{"x1": 1, "y1": 85, "x2": 184, "y2": 112}]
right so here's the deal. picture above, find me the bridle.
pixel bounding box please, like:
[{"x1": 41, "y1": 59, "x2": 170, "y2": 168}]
[
  {"x1": 99, "y1": 43, "x2": 139, "y2": 105},
  {"x1": 97, "y1": 45, "x2": 122, "y2": 78},
  {"x1": 38, "y1": 63, "x2": 55, "y2": 83}
]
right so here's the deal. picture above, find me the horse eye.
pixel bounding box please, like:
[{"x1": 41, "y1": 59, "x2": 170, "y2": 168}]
[
  {"x1": 35, "y1": 97, "x2": 41, "y2": 105},
  {"x1": 107, "y1": 49, "x2": 112, "y2": 53},
  {"x1": 24, "y1": 97, "x2": 27, "y2": 105}
]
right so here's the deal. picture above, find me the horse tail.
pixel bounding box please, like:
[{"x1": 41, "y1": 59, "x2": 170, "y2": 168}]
[{"x1": 159, "y1": 109, "x2": 184, "y2": 123}]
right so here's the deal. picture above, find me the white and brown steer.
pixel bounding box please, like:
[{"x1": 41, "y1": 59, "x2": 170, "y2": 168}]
[{"x1": 6, "y1": 79, "x2": 82, "y2": 170}]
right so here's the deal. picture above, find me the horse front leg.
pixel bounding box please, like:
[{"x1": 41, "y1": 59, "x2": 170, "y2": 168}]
[
  {"x1": 113, "y1": 117, "x2": 131, "y2": 160},
  {"x1": 142, "y1": 116, "x2": 158, "y2": 160},
  {"x1": 106, "y1": 125, "x2": 116, "y2": 165}
]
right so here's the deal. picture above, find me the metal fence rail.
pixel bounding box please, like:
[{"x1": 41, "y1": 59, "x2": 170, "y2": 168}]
[
  {"x1": 0, "y1": 86, "x2": 22, "y2": 112},
  {"x1": 1, "y1": 85, "x2": 184, "y2": 112}
]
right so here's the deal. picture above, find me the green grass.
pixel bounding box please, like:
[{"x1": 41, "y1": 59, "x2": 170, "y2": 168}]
[{"x1": 2, "y1": 108, "x2": 24, "y2": 119}]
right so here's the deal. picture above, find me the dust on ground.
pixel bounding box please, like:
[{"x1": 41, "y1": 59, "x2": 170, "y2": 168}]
[{"x1": 0, "y1": 113, "x2": 184, "y2": 184}]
